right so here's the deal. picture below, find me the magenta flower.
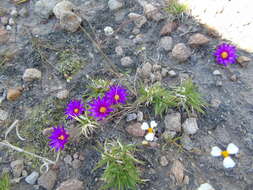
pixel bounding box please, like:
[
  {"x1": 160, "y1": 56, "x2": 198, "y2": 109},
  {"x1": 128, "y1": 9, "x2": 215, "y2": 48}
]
[
  {"x1": 49, "y1": 126, "x2": 69, "y2": 152},
  {"x1": 88, "y1": 96, "x2": 114, "y2": 120},
  {"x1": 65, "y1": 100, "x2": 85, "y2": 119},
  {"x1": 214, "y1": 43, "x2": 237, "y2": 66},
  {"x1": 105, "y1": 85, "x2": 128, "y2": 105}
]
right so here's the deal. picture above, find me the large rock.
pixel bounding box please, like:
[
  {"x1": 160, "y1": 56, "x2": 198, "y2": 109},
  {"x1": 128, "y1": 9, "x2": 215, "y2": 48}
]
[
  {"x1": 38, "y1": 169, "x2": 57, "y2": 190},
  {"x1": 126, "y1": 122, "x2": 145, "y2": 137},
  {"x1": 182, "y1": 118, "x2": 198, "y2": 135},
  {"x1": 10, "y1": 160, "x2": 24, "y2": 177},
  {"x1": 56, "y1": 179, "x2": 83, "y2": 190},
  {"x1": 188, "y1": 33, "x2": 210, "y2": 47},
  {"x1": 53, "y1": 0, "x2": 76, "y2": 19},
  {"x1": 35, "y1": 0, "x2": 59, "y2": 19},
  {"x1": 159, "y1": 36, "x2": 173, "y2": 51},
  {"x1": 108, "y1": 0, "x2": 123, "y2": 11},
  {"x1": 22, "y1": 68, "x2": 42, "y2": 82},
  {"x1": 172, "y1": 43, "x2": 191, "y2": 62}
]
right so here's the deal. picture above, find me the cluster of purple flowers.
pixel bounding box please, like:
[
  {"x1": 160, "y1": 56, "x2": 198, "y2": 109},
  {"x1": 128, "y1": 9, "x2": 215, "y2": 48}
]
[
  {"x1": 48, "y1": 85, "x2": 128, "y2": 151},
  {"x1": 214, "y1": 43, "x2": 237, "y2": 66}
]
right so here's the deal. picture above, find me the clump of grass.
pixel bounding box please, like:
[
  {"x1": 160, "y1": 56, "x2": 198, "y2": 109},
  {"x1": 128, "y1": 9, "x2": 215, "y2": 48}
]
[
  {"x1": 165, "y1": 0, "x2": 188, "y2": 15},
  {"x1": 138, "y1": 80, "x2": 207, "y2": 116},
  {"x1": 0, "y1": 173, "x2": 10, "y2": 190},
  {"x1": 94, "y1": 140, "x2": 143, "y2": 190}
]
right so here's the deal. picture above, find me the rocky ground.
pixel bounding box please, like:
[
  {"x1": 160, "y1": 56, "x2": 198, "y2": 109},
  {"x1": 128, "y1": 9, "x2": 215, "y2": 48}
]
[{"x1": 0, "y1": 0, "x2": 253, "y2": 190}]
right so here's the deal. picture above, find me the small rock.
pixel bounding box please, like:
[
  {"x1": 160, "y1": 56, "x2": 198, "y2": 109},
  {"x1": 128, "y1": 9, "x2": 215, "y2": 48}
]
[
  {"x1": 197, "y1": 183, "x2": 215, "y2": 190},
  {"x1": 73, "y1": 153, "x2": 79, "y2": 159},
  {"x1": 79, "y1": 154, "x2": 85, "y2": 161},
  {"x1": 22, "y1": 68, "x2": 42, "y2": 82},
  {"x1": 108, "y1": 0, "x2": 123, "y2": 11},
  {"x1": 216, "y1": 81, "x2": 222, "y2": 87},
  {"x1": 7, "y1": 87, "x2": 22, "y2": 101},
  {"x1": 141, "y1": 62, "x2": 152, "y2": 78},
  {"x1": 168, "y1": 70, "x2": 177, "y2": 77},
  {"x1": 160, "y1": 22, "x2": 177, "y2": 36},
  {"x1": 161, "y1": 68, "x2": 168, "y2": 77},
  {"x1": 115, "y1": 46, "x2": 123, "y2": 56},
  {"x1": 230, "y1": 74, "x2": 237, "y2": 82},
  {"x1": 56, "y1": 89, "x2": 69, "y2": 99},
  {"x1": 172, "y1": 43, "x2": 191, "y2": 62},
  {"x1": 182, "y1": 118, "x2": 198, "y2": 135},
  {"x1": 154, "y1": 71, "x2": 162, "y2": 81},
  {"x1": 0, "y1": 28, "x2": 9, "y2": 44},
  {"x1": 60, "y1": 11, "x2": 82, "y2": 32},
  {"x1": 43, "y1": 127, "x2": 53, "y2": 136},
  {"x1": 53, "y1": 0, "x2": 75, "y2": 19},
  {"x1": 137, "y1": 111, "x2": 143, "y2": 122},
  {"x1": 144, "y1": 3, "x2": 163, "y2": 21},
  {"x1": 64, "y1": 155, "x2": 72, "y2": 165},
  {"x1": 22, "y1": 170, "x2": 28, "y2": 177},
  {"x1": 6, "y1": 25, "x2": 12, "y2": 30},
  {"x1": 1, "y1": 16, "x2": 8, "y2": 25},
  {"x1": 128, "y1": 12, "x2": 147, "y2": 28},
  {"x1": 38, "y1": 169, "x2": 57, "y2": 190},
  {"x1": 10, "y1": 160, "x2": 24, "y2": 177},
  {"x1": 10, "y1": 9, "x2": 18, "y2": 17},
  {"x1": 152, "y1": 64, "x2": 161, "y2": 71},
  {"x1": 181, "y1": 134, "x2": 194, "y2": 151},
  {"x1": 159, "y1": 156, "x2": 168, "y2": 166},
  {"x1": 170, "y1": 160, "x2": 185, "y2": 184},
  {"x1": 213, "y1": 70, "x2": 221, "y2": 76},
  {"x1": 126, "y1": 122, "x2": 145, "y2": 137},
  {"x1": 159, "y1": 36, "x2": 173, "y2": 51},
  {"x1": 188, "y1": 33, "x2": 210, "y2": 47},
  {"x1": 0, "y1": 110, "x2": 8, "y2": 121},
  {"x1": 237, "y1": 56, "x2": 251, "y2": 64},
  {"x1": 19, "y1": 7, "x2": 29, "y2": 17},
  {"x1": 164, "y1": 112, "x2": 181, "y2": 132},
  {"x1": 210, "y1": 98, "x2": 221, "y2": 108},
  {"x1": 104, "y1": 26, "x2": 114, "y2": 36},
  {"x1": 35, "y1": 0, "x2": 59, "y2": 19},
  {"x1": 56, "y1": 179, "x2": 83, "y2": 190},
  {"x1": 25, "y1": 171, "x2": 39, "y2": 185},
  {"x1": 72, "y1": 159, "x2": 81, "y2": 169},
  {"x1": 121, "y1": 56, "x2": 133, "y2": 67},
  {"x1": 126, "y1": 113, "x2": 137, "y2": 122},
  {"x1": 8, "y1": 18, "x2": 15, "y2": 25}
]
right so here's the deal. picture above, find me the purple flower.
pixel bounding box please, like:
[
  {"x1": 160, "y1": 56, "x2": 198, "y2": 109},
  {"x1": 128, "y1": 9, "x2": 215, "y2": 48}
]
[
  {"x1": 214, "y1": 43, "x2": 237, "y2": 66},
  {"x1": 105, "y1": 85, "x2": 128, "y2": 105},
  {"x1": 65, "y1": 100, "x2": 85, "y2": 119},
  {"x1": 88, "y1": 96, "x2": 114, "y2": 120},
  {"x1": 49, "y1": 126, "x2": 69, "y2": 152}
]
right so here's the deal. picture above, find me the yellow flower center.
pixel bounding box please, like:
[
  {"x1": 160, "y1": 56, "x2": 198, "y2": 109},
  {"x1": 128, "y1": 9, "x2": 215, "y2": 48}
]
[
  {"x1": 74, "y1": 108, "x2": 79, "y2": 113},
  {"x1": 221, "y1": 51, "x2": 228, "y2": 59},
  {"x1": 114, "y1": 94, "x2": 120, "y2": 101},
  {"x1": 58, "y1": 135, "x2": 65, "y2": 140},
  {"x1": 221, "y1": 151, "x2": 229, "y2": 158},
  {"x1": 99, "y1": 106, "x2": 107, "y2": 113},
  {"x1": 147, "y1": 128, "x2": 153, "y2": 133}
]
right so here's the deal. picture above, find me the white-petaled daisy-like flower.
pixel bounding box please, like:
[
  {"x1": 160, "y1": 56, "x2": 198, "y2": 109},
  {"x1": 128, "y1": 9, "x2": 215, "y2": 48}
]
[
  {"x1": 141, "y1": 121, "x2": 157, "y2": 141},
  {"x1": 211, "y1": 143, "x2": 239, "y2": 168}
]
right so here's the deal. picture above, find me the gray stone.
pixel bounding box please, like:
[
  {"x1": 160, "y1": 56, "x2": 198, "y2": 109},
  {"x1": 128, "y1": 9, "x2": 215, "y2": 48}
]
[
  {"x1": 10, "y1": 160, "x2": 24, "y2": 177},
  {"x1": 22, "y1": 170, "x2": 28, "y2": 177},
  {"x1": 64, "y1": 155, "x2": 73, "y2": 165},
  {"x1": 10, "y1": 9, "x2": 18, "y2": 17},
  {"x1": 35, "y1": 0, "x2": 59, "y2": 19},
  {"x1": 230, "y1": 74, "x2": 238, "y2": 82},
  {"x1": 168, "y1": 70, "x2": 177, "y2": 77},
  {"x1": 152, "y1": 64, "x2": 161, "y2": 71},
  {"x1": 56, "y1": 89, "x2": 69, "y2": 99},
  {"x1": 126, "y1": 122, "x2": 145, "y2": 137},
  {"x1": 128, "y1": 13, "x2": 147, "y2": 28},
  {"x1": 164, "y1": 112, "x2": 181, "y2": 132},
  {"x1": 6, "y1": 25, "x2": 11, "y2": 31},
  {"x1": 216, "y1": 81, "x2": 222, "y2": 87},
  {"x1": 213, "y1": 70, "x2": 221, "y2": 76},
  {"x1": 72, "y1": 159, "x2": 81, "y2": 169},
  {"x1": 211, "y1": 98, "x2": 221, "y2": 108},
  {"x1": 143, "y1": 3, "x2": 163, "y2": 21},
  {"x1": 1, "y1": 16, "x2": 8, "y2": 25},
  {"x1": 197, "y1": 183, "x2": 215, "y2": 190},
  {"x1": 161, "y1": 68, "x2": 168, "y2": 77},
  {"x1": 137, "y1": 111, "x2": 143, "y2": 122},
  {"x1": 126, "y1": 113, "x2": 137, "y2": 122},
  {"x1": 59, "y1": 11, "x2": 82, "y2": 32},
  {"x1": 56, "y1": 179, "x2": 83, "y2": 190},
  {"x1": 108, "y1": 0, "x2": 123, "y2": 11},
  {"x1": 181, "y1": 134, "x2": 194, "y2": 151},
  {"x1": 8, "y1": 18, "x2": 15, "y2": 25},
  {"x1": 182, "y1": 118, "x2": 198, "y2": 135},
  {"x1": 141, "y1": 62, "x2": 152, "y2": 78},
  {"x1": 23, "y1": 68, "x2": 42, "y2": 82},
  {"x1": 104, "y1": 26, "x2": 114, "y2": 36},
  {"x1": 159, "y1": 156, "x2": 168, "y2": 166},
  {"x1": 25, "y1": 171, "x2": 39, "y2": 185},
  {"x1": 115, "y1": 46, "x2": 123, "y2": 56},
  {"x1": 188, "y1": 33, "x2": 210, "y2": 47},
  {"x1": 159, "y1": 36, "x2": 173, "y2": 51},
  {"x1": 53, "y1": 1, "x2": 75, "y2": 19},
  {"x1": 38, "y1": 169, "x2": 57, "y2": 190},
  {"x1": 121, "y1": 56, "x2": 133, "y2": 67},
  {"x1": 0, "y1": 110, "x2": 8, "y2": 121},
  {"x1": 170, "y1": 160, "x2": 185, "y2": 184},
  {"x1": 172, "y1": 43, "x2": 191, "y2": 62}
]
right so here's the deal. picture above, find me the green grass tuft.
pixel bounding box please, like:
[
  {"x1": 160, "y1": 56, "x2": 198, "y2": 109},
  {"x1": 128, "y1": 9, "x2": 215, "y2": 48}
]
[
  {"x1": 0, "y1": 173, "x2": 10, "y2": 190},
  {"x1": 165, "y1": 0, "x2": 188, "y2": 15}
]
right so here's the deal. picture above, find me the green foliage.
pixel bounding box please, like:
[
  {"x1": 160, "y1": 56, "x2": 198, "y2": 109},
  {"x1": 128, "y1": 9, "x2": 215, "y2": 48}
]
[
  {"x1": 138, "y1": 80, "x2": 207, "y2": 116},
  {"x1": 0, "y1": 173, "x2": 10, "y2": 190},
  {"x1": 95, "y1": 140, "x2": 143, "y2": 190},
  {"x1": 165, "y1": 0, "x2": 188, "y2": 15}
]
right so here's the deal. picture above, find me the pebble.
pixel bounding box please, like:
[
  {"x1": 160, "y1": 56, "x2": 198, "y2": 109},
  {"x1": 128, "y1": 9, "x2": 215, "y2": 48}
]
[
  {"x1": 161, "y1": 68, "x2": 168, "y2": 77},
  {"x1": 160, "y1": 21, "x2": 177, "y2": 36},
  {"x1": 213, "y1": 70, "x2": 221, "y2": 76},
  {"x1": 60, "y1": 11, "x2": 82, "y2": 32},
  {"x1": 216, "y1": 81, "x2": 222, "y2": 87},
  {"x1": 64, "y1": 155, "x2": 73, "y2": 165},
  {"x1": 152, "y1": 64, "x2": 161, "y2": 71},
  {"x1": 1, "y1": 16, "x2": 8, "y2": 25},
  {"x1": 73, "y1": 152, "x2": 79, "y2": 159},
  {"x1": 10, "y1": 9, "x2": 18, "y2": 17},
  {"x1": 210, "y1": 98, "x2": 221, "y2": 108},
  {"x1": 8, "y1": 18, "x2": 15, "y2": 25},
  {"x1": 104, "y1": 26, "x2": 114, "y2": 36},
  {"x1": 182, "y1": 118, "x2": 198, "y2": 135},
  {"x1": 133, "y1": 34, "x2": 144, "y2": 44},
  {"x1": 25, "y1": 171, "x2": 39, "y2": 185},
  {"x1": 128, "y1": 12, "x2": 147, "y2": 28},
  {"x1": 7, "y1": 87, "x2": 22, "y2": 101},
  {"x1": 35, "y1": 0, "x2": 59, "y2": 19},
  {"x1": 197, "y1": 183, "x2": 215, "y2": 190},
  {"x1": 108, "y1": 0, "x2": 123, "y2": 11},
  {"x1": 159, "y1": 36, "x2": 173, "y2": 51},
  {"x1": 126, "y1": 122, "x2": 145, "y2": 137},
  {"x1": 143, "y1": 3, "x2": 163, "y2": 21},
  {"x1": 159, "y1": 156, "x2": 168, "y2": 166},
  {"x1": 115, "y1": 46, "x2": 123, "y2": 56},
  {"x1": 53, "y1": 0, "x2": 75, "y2": 19},
  {"x1": 0, "y1": 28, "x2": 9, "y2": 44},
  {"x1": 137, "y1": 111, "x2": 143, "y2": 122},
  {"x1": 141, "y1": 62, "x2": 152, "y2": 78},
  {"x1": 126, "y1": 113, "x2": 137, "y2": 122},
  {"x1": 10, "y1": 160, "x2": 24, "y2": 177},
  {"x1": 6, "y1": 25, "x2": 12, "y2": 30},
  {"x1": 188, "y1": 33, "x2": 210, "y2": 47},
  {"x1": 121, "y1": 56, "x2": 133, "y2": 67},
  {"x1": 181, "y1": 134, "x2": 194, "y2": 151},
  {"x1": 172, "y1": 43, "x2": 191, "y2": 62},
  {"x1": 22, "y1": 170, "x2": 28, "y2": 177},
  {"x1": 163, "y1": 112, "x2": 181, "y2": 138},
  {"x1": 22, "y1": 68, "x2": 42, "y2": 82},
  {"x1": 168, "y1": 70, "x2": 177, "y2": 77},
  {"x1": 72, "y1": 159, "x2": 81, "y2": 169},
  {"x1": 56, "y1": 89, "x2": 69, "y2": 99},
  {"x1": 237, "y1": 56, "x2": 251, "y2": 64},
  {"x1": 38, "y1": 169, "x2": 57, "y2": 190},
  {"x1": 170, "y1": 160, "x2": 185, "y2": 184},
  {"x1": 0, "y1": 109, "x2": 8, "y2": 121},
  {"x1": 56, "y1": 179, "x2": 83, "y2": 190},
  {"x1": 230, "y1": 74, "x2": 238, "y2": 82}
]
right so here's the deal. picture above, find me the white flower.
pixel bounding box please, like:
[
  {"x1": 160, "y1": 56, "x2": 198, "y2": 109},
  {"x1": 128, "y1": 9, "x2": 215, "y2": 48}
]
[
  {"x1": 211, "y1": 143, "x2": 239, "y2": 168},
  {"x1": 141, "y1": 121, "x2": 157, "y2": 141}
]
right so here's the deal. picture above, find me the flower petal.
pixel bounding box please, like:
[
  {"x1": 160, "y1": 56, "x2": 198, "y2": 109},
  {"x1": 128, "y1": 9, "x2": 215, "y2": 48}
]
[
  {"x1": 223, "y1": 157, "x2": 236, "y2": 168},
  {"x1": 150, "y1": 120, "x2": 157, "y2": 128},
  {"x1": 227, "y1": 143, "x2": 239, "y2": 155},
  {"x1": 210, "y1": 146, "x2": 222, "y2": 157},
  {"x1": 145, "y1": 133, "x2": 155, "y2": 141},
  {"x1": 141, "y1": 122, "x2": 149, "y2": 130}
]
